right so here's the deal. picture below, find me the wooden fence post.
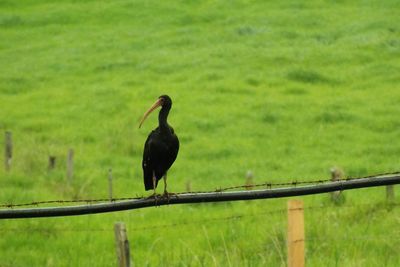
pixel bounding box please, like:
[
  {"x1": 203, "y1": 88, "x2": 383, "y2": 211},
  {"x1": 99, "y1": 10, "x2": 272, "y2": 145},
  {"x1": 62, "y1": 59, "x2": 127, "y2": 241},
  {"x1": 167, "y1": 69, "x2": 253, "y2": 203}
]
[
  {"x1": 186, "y1": 180, "x2": 192, "y2": 192},
  {"x1": 245, "y1": 170, "x2": 254, "y2": 190},
  {"x1": 67, "y1": 149, "x2": 74, "y2": 184},
  {"x1": 386, "y1": 185, "x2": 395, "y2": 202},
  {"x1": 108, "y1": 168, "x2": 113, "y2": 201},
  {"x1": 48, "y1": 156, "x2": 56, "y2": 170},
  {"x1": 114, "y1": 222, "x2": 131, "y2": 267},
  {"x1": 330, "y1": 167, "x2": 343, "y2": 202},
  {"x1": 4, "y1": 131, "x2": 12, "y2": 171},
  {"x1": 287, "y1": 199, "x2": 305, "y2": 267}
]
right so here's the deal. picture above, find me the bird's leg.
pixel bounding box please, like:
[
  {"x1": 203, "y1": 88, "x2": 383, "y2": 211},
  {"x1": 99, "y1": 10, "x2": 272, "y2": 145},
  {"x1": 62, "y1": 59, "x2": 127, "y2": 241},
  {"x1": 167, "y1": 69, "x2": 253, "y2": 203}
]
[
  {"x1": 163, "y1": 173, "x2": 171, "y2": 202},
  {"x1": 163, "y1": 172, "x2": 168, "y2": 195},
  {"x1": 146, "y1": 171, "x2": 159, "y2": 205},
  {"x1": 163, "y1": 173, "x2": 178, "y2": 202},
  {"x1": 153, "y1": 173, "x2": 157, "y2": 197}
]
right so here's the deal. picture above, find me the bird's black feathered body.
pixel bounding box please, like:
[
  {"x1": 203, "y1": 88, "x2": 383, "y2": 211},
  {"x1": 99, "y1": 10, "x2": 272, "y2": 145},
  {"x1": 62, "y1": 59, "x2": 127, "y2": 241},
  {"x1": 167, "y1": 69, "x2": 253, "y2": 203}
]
[
  {"x1": 142, "y1": 126, "x2": 179, "y2": 190},
  {"x1": 140, "y1": 95, "x2": 179, "y2": 191}
]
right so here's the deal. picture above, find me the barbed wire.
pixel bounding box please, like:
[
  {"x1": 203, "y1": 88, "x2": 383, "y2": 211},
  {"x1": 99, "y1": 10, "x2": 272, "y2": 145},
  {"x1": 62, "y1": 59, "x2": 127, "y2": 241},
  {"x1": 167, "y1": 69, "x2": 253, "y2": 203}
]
[
  {"x1": 0, "y1": 207, "x2": 287, "y2": 233},
  {"x1": 251, "y1": 233, "x2": 400, "y2": 255},
  {"x1": 214, "y1": 170, "x2": 400, "y2": 192},
  {"x1": 0, "y1": 171, "x2": 399, "y2": 209},
  {"x1": 0, "y1": 202, "x2": 398, "y2": 233},
  {"x1": 0, "y1": 197, "x2": 143, "y2": 209}
]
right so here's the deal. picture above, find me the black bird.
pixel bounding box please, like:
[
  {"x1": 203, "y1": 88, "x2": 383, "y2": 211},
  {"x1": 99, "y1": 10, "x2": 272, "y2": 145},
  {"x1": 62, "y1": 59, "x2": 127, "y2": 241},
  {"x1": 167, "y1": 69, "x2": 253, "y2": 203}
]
[{"x1": 139, "y1": 95, "x2": 179, "y2": 196}]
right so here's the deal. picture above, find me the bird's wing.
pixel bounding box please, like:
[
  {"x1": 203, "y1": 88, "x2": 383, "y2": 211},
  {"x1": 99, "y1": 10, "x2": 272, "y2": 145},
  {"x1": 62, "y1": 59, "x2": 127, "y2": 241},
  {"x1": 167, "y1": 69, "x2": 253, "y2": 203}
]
[
  {"x1": 142, "y1": 131, "x2": 170, "y2": 176},
  {"x1": 164, "y1": 133, "x2": 179, "y2": 170},
  {"x1": 142, "y1": 131, "x2": 159, "y2": 189},
  {"x1": 142, "y1": 129, "x2": 179, "y2": 191}
]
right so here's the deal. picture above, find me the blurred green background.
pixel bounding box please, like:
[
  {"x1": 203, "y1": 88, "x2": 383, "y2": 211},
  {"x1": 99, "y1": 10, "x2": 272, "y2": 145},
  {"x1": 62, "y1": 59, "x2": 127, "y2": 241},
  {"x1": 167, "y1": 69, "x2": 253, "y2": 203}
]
[{"x1": 1, "y1": 0, "x2": 400, "y2": 266}]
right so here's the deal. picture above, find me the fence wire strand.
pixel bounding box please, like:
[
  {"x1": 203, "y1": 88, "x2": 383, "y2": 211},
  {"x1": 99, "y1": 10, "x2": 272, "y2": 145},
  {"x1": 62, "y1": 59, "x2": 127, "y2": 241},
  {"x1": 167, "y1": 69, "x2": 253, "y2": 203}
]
[
  {"x1": 1, "y1": 171, "x2": 399, "y2": 209},
  {"x1": 0, "y1": 202, "x2": 398, "y2": 233},
  {"x1": 215, "y1": 170, "x2": 400, "y2": 192}
]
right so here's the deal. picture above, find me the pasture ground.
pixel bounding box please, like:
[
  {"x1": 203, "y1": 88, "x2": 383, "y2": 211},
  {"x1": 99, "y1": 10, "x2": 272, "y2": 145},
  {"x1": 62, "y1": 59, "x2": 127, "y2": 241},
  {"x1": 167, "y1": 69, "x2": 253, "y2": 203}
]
[{"x1": 1, "y1": 1, "x2": 400, "y2": 266}]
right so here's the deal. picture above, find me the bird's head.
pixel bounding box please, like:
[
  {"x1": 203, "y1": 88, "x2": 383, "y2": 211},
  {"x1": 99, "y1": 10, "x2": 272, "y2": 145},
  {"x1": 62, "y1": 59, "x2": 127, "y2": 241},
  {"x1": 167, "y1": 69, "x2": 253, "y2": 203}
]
[
  {"x1": 139, "y1": 95, "x2": 172, "y2": 128},
  {"x1": 158, "y1": 95, "x2": 172, "y2": 109}
]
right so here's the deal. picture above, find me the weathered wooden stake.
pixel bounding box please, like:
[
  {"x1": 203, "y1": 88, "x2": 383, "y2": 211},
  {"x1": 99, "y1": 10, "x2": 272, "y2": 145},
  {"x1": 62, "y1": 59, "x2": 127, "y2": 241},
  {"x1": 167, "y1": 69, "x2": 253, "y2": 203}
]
[
  {"x1": 108, "y1": 168, "x2": 113, "y2": 201},
  {"x1": 186, "y1": 180, "x2": 192, "y2": 192},
  {"x1": 114, "y1": 222, "x2": 131, "y2": 267},
  {"x1": 66, "y1": 149, "x2": 74, "y2": 183},
  {"x1": 48, "y1": 156, "x2": 56, "y2": 170},
  {"x1": 4, "y1": 131, "x2": 12, "y2": 171},
  {"x1": 386, "y1": 185, "x2": 395, "y2": 202},
  {"x1": 287, "y1": 199, "x2": 305, "y2": 267},
  {"x1": 330, "y1": 167, "x2": 343, "y2": 202},
  {"x1": 245, "y1": 170, "x2": 254, "y2": 190}
]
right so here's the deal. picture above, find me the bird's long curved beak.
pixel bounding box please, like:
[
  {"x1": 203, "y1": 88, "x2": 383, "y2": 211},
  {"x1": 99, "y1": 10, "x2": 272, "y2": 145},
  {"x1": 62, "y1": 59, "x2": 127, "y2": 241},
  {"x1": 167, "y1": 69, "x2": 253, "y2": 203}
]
[{"x1": 139, "y1": 98, "x2": 163, "y2": 128}]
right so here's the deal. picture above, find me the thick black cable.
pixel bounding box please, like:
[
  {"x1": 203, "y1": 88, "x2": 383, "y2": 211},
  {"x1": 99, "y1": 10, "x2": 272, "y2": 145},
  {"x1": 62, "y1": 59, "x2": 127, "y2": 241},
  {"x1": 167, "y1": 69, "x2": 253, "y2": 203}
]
[{"x1": 0, "y1": 174, "x2": 399, "y2": 219}]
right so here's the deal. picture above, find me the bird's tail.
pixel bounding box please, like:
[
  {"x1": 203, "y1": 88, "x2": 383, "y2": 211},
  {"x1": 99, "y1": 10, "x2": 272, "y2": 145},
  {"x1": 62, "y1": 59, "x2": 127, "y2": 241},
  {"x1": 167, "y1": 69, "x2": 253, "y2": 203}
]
[
  {"x1": 144, "y1": 173, "x2": 159, "y2": 191},
  {"x1": 144, "y1": 179, "x2": 154, "y2": 190}
]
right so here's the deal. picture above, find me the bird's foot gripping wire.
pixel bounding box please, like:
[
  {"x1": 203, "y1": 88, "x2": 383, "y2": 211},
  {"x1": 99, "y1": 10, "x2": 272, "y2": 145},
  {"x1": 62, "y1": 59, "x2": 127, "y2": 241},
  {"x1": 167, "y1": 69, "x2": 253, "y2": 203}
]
[
  {"x1": 163, "y1": 191, "x2": 178, "y2": 203},
  {"x1": 146, "y1": 193, "x2": 162, "y2": 205}
]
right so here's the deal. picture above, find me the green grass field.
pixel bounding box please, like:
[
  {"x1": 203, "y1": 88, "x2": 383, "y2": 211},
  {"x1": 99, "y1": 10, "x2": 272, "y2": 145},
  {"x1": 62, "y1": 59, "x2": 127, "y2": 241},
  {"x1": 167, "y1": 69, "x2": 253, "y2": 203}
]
[{"x1": 1, "y1": 0, "x2": 400, "y2": 266}]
